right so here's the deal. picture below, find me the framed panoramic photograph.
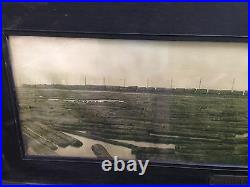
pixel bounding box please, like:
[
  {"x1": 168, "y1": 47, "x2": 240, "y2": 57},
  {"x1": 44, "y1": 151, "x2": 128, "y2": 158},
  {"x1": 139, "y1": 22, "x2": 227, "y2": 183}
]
[
  {"x1": 9, "y1": 36, "x2": 248, "y2": 165},
  {"x1": 3, "y1": 2, "x2": 248, "y2": 184}
]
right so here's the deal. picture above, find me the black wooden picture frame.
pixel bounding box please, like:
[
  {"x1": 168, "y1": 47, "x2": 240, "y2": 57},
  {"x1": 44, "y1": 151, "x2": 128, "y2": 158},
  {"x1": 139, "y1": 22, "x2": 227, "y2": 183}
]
[{"x1": 2, "y1": 3, "x2": 248, "y2": 184}]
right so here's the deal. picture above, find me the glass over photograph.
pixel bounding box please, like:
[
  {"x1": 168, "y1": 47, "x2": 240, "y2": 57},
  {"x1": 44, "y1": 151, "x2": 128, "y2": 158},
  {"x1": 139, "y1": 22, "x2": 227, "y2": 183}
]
[{"x1": 9, "y1": 36, "x2": 248, "y2": 166}]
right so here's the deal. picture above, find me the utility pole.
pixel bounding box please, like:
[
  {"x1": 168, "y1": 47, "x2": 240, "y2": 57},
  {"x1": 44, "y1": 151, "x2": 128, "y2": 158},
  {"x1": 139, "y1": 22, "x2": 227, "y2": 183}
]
[
  {"x1": 231, "y1": 78, "x2": 235, "y2": 92},
  {"x1": 198, "y1": 78, "x2": 202, "y2": 89},
  {"x1": 123, "y1": 78, "x2": 126, "y2": 87},
  {"x1": 146, "y1": 78, "x2": 149, "y2": 88},
  {"x1": 120, "y1": 78, "x2": 126, "y2": 87},
  {"x1": 103, "y1": 77, "x2": 106, "y2": 86},
  {"x1": 170, "y1": 78, "x2": 173, "y2": 89},
  {"x1": 84, "y1": 76, "x2": 87, "y2": 86}
]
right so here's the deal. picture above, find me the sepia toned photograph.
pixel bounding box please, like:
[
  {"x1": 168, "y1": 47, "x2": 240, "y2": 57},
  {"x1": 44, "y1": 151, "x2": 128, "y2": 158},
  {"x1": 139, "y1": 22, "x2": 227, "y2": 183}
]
[{"x1": 9, "y1": 36, "x2": 247, "y2": 166}]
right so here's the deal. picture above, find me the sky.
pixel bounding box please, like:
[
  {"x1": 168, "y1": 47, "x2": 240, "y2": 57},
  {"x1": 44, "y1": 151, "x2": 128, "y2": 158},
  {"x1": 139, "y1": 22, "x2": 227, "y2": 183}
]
[{"x1": 9, "y1": 36, "x2": 248, "y2": 91}]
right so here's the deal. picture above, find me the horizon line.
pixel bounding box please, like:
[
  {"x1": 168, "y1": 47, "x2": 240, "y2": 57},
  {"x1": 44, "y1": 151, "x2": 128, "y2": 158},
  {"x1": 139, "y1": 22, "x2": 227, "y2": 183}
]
[{"x1": 19, "y1": 83, "x2": 248, "y2": 92}]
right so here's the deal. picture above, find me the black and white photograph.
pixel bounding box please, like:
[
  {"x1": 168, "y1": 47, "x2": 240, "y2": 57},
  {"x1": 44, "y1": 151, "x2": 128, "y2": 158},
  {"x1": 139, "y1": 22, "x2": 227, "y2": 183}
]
[
  {"x1": 3, "y1": 3, "x2": 248, "y2": 184},
  {"x1": 10, "y1": 36, "x2": 248, "y2": 165}
]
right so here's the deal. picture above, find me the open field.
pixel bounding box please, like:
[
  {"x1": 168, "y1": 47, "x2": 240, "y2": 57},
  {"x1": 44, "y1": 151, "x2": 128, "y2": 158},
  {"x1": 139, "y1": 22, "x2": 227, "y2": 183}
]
[{"x1": 18, "y1": 85, "x2": 248, "y2": 166}]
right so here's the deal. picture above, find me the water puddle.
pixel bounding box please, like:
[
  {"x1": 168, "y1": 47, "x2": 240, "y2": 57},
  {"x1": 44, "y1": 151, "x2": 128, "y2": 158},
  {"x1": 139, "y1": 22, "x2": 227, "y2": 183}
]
[
  {"x1": 63, "y1": 99, "x2": 125, "y2": 104},
  {"x1": 56, "y1": 132, "x2": 135, "y2": 159},
  {"x1": 235, "y1": 133, "x2": 248, "y2": 138},
  {"x1": 78, "y1": 130, "x2": 87, "y2": 134},
  {"x1": 111, "y1": 139, "x2": 175, "y2": 149},
  {"x1": 150, "y1": 133, "x2": 216, "y2": 141},
  {"x1": 48, "y1": 98, "x2": 60, "y2": 101},
  {"x1": 150, "y1": 133, "x2": 179, "y2": 139}
]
